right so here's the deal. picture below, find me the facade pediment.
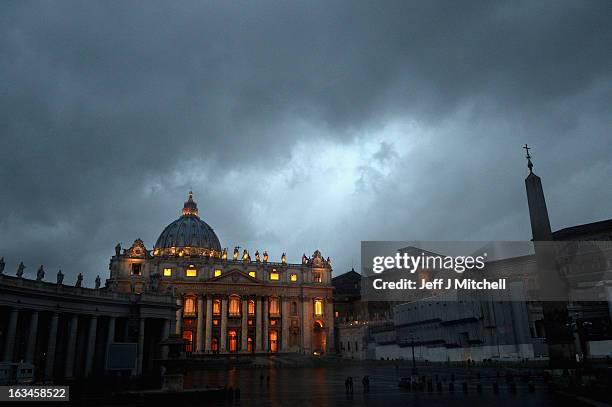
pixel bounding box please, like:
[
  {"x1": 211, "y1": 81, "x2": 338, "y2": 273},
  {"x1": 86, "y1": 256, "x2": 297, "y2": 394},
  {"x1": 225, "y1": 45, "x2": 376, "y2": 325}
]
[{"x1": 210, "y1": 269, "x2": 257, "y2": 284}]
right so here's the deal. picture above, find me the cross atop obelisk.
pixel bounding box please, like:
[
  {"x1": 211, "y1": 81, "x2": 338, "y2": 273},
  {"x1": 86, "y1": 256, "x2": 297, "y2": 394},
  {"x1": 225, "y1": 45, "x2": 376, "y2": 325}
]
[{"x1": 523, "y1": 144, "x2": 533, "y2": 173}]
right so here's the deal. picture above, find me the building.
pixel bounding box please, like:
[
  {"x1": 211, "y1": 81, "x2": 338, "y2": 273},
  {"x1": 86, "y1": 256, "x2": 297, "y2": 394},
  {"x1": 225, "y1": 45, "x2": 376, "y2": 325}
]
[
  {"x1": 0, "y1": 270, "x2": 176, "y2": 381},
  {"x1": 107, "y1": 192, "x2": 334, "y2": 355},
  {"x1": 355, "y1": 152, "x2": 612, "y2": 362},
  {"x1": 332, "y1": 268, "x2": 394, "y2": 359}
]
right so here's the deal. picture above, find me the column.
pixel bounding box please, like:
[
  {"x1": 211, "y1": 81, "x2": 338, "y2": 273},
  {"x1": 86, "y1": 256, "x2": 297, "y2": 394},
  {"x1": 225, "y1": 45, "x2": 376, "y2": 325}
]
[
  {"x1": 45, "y1": 313, "x2": 59, "y2": 380},
  {"x1": 204, "y1": 296, "x2": 212, "y2": 352},
  {"x1": 136, "y1": 318, "x2": 145, "y2": 375},
  {"x1": 161, "y1": 319, "x2": 170, "y2": 359},
  {"x1": 298, "y1": 296, "x2": 304, "y2": 352},
  {"x1": 325, "y1": 300, "x2": 334, "y2": 353},
  {"x1": 255, "y1": 297, "x2": 262, "y2": 351},
  {"x1": 263, "y1": 297, "x2": 269, "y2": 352},
  {"x1": 196, "y1": 296, "x2": 204, "y2": 352},
  {"x1": 64, "y1": 314, "x2": 78, "y2": 378},
  {"x1": 2, "y1": 308, "x2": 18, "y2": 362},
  {"x1": 302, "y1": 298, "x2": 311, "y2": 354},
  {"x1": 105, "y1": 316, "x2": 116, "y2": 370},
  {"x1": 175, "y1": 297, "x2": 182, "y2": 335},
  {"x1": 85, "y1": 316, "x2": 98, "y2": 377},
  {"x1": 25, "y1": 311, "x2": 39, "y2": 363},
  {"x1": 281, "y1": 299, "x2": 289, "y2": 352},
  {"x1": 241, "y1": 298, "x2": 248, "y2": 352},
  {"x1": 220, "y1": 297, "x2": 227, "y2": 352}
]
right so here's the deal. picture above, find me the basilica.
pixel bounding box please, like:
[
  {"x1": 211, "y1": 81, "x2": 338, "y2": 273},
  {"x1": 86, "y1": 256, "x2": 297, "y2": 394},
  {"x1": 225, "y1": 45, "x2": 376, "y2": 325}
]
[{"x1": 107, "y1": 192, "x2": 334, "y2": 355}]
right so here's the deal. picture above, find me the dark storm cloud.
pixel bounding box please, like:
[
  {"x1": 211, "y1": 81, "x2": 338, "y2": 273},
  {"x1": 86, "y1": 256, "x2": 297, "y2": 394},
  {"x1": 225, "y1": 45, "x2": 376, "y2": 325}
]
[{"x1": 0, "y1": 0, "x2": 610, "y2": 283}]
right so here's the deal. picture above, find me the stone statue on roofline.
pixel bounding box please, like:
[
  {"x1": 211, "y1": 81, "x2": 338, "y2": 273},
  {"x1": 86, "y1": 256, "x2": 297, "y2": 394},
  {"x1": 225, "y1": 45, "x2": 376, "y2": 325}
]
[
  {"x1": 115, "y1": 243, "x2": 122, "y2": 257},
  {"x1": 36, "y1": 265, "x2": 45, "y2": 281},
  {"x1": 0, "y1": 257, "x2": 5, "y2": 274},
  {"x1": 16, "y1": 262, "x2": 25, "y2": 278},
  {"x1": 75, "y1": 273, "x2": 83, "y2": 288},
  {"x1": 57, "y1": 269, "x2": 64, "y2": 285},
  {"x1": 95, "y1": 275, "x2": 101, "y2": 289}
]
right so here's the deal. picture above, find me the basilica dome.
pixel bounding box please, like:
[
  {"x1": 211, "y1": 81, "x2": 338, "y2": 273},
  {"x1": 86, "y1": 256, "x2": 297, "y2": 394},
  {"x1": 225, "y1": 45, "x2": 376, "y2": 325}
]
[{"x1": 154, "y1": 192, "x2": 221, "y2": 256}]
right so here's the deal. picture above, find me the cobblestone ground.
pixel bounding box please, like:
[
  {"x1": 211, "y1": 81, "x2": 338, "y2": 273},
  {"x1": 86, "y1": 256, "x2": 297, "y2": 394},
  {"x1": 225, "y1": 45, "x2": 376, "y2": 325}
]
[{"x1": 183, "y1": 364, "x2": 586, "y2": 407}]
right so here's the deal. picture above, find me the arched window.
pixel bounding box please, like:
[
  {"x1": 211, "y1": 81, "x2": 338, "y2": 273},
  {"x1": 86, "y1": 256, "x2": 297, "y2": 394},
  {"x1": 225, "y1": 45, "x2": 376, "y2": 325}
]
[
  {"x1": 269, "y1": 297, "x2": 280, "y2": 315},
  {"x1": 248, "y1": 300, "x2": 255, "y2": 315},
  {"x1": 228, "y1": 330, "x2": 238, "y2": 353},
  {"x1": 211, "y1": 338, "x2": 219, "y2": 352},
  {"x1": 229, "y1": 296, "x2": 241, "y2": 316},
  {"x1": 314, "y1": 299, "x2": 323, "y2": 316},
  {"x1": 247, "y1": 337, "x2": 254, "y2": 353},
  {"x1": 184, "y1": 297, "x2": 196, "y2": 316},
  {"x1": 213, "y1": 300, "x2": 221, "y2": 315}
]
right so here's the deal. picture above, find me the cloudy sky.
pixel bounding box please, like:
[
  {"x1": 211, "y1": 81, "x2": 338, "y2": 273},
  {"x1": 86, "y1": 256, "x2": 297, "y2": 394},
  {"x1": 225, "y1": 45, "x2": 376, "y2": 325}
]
[{"x1": 1, "y1": 1, "x2": 610, "y2": 286}]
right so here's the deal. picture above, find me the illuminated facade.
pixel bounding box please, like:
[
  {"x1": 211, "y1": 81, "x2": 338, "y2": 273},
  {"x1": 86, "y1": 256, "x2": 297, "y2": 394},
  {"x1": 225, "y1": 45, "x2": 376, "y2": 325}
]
[{"x1": 107, "y1": 192, "x2": 334, "y2": 355}]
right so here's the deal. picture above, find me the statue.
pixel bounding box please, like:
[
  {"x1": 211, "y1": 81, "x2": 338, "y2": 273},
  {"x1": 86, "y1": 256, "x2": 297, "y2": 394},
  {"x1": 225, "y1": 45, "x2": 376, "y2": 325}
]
[
  {"x1": 242, "y1": 249, "x2": 250, "y2": 261},
  {"x1": 75, "y1": 273, "x2": 83, "y2": 288},
  {"x1": 0, "y1": 257, "x2": 5, "y2": 274},
  {"x1": 281, "y1": 253, "x2": 286, "y2": 264},
  {"x1": 222, "y1": 248, "x2": 228, "y2": 260},
  {"x1": 16, "y1": 262, "x2": 25, "y2": 278},
  {"x1": 57, "y1": 269, "x2": 64, "y2": 285},
  {"x1": 326, "y1": 256, "x2": 331, "y2": 265},
  {"x1": 255, "y1": 251, "x2": 260, "y2": 262},
  {"x1": 36, "y1": 265, "x2": 45, "y2": 281},
  {"x1": 302, "y1": 253, "x2": 308, "y2": 264},
  {"x1": 263, "y1": 251, "x2": 269, "y2": 263},
  {"x1": 233, "y1": 247, "x2": 239, "y2": 260},
  {"x1": 95, "y1": 275, "x2": 101, "y2": 289},
  {"x1": 115, "y1": 243, "x2": 121, "y2": 257}
]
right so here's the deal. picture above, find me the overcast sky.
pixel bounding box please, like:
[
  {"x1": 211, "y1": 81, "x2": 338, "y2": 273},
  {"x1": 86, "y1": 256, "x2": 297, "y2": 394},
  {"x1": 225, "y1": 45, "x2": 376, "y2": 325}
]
[{"x1": 1, "y1": 1, "x2": 610, "y2": 286}]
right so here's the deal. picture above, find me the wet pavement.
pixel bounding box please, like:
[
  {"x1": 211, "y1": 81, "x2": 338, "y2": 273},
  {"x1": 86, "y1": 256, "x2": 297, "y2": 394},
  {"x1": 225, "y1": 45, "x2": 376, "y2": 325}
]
[{"x1": 181, "y1": 364, "x2": 583, "y2": 407}]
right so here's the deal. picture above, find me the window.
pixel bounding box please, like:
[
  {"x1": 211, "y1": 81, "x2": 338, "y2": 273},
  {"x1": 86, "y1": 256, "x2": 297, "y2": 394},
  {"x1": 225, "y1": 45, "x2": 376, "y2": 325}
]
[
  {"x1": 186, "y1": 265, "x2": 197, "y2": 277},
  {"x1": 163, "y1": 268, "x2": 172, "y2": 277},
  {"x1": 248, "y1": 300, "x2": 255, "y2": 315},
  {"x1": 269, "y1": 297, "x2": 280, "y2": 315},
  {"x1": 290, "y1": 273, "x2": 298, "y2": 282},
  {"x1": 184, "y1": 297, "x2": 196, "y2": 316},
  {"x1": 249, "y1": 271, "x2": 256, "y2": 278},
  {"x1": 313, "y1": 272, "x2": 322, "y2": 283},
  {"x1": 131, "y1": 263, "x2": 142, "y2": 276},
  {"x1": 270, "y1": 272, "x2": 279, "y2": 280},
  {"x1": 247, "y1": 337, "x2": 253, "y2": 353},
  {"x1": 314, "y1": 299, "x2": 323, "y2": 316},
  {"x1": 214, "y1": 269, "x2": 222, "y2": 277},
  {"x1": 229, "y1": 296, "x2": 241, "y2": 316},
  {"x1": 213, "y1": 300, "x2": 221, "y2": 315}
]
